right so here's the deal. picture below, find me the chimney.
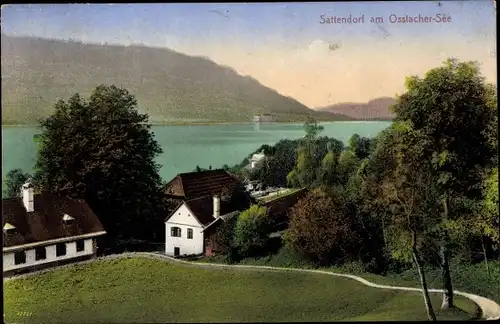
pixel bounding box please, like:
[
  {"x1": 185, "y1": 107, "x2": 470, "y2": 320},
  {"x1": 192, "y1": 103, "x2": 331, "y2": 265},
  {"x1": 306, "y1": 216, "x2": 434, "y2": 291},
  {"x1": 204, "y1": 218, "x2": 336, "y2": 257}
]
[
  {"x1": 22, "y1": 180, "x2": 34, "y2": 212},
  {"x1": 213, "y1": 195, "x2": 220, "y2": 219}
]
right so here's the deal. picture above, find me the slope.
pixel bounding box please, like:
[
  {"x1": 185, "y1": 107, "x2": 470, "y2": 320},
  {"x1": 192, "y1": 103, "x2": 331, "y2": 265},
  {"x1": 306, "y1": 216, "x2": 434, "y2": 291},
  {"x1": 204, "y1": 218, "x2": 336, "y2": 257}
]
[
  {"x1": 1, "y1": 35, "x2": 346, "y2": 124},
  {"x1": 318, "y1": 97, "x2": 397, "y2": 120}
]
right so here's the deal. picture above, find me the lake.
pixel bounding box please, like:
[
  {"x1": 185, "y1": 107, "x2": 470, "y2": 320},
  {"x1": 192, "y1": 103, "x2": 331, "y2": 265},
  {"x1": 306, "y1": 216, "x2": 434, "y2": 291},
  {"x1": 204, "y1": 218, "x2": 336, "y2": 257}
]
[{"x1": 1, "y1": 121, "x2": 391, "y2": 188}]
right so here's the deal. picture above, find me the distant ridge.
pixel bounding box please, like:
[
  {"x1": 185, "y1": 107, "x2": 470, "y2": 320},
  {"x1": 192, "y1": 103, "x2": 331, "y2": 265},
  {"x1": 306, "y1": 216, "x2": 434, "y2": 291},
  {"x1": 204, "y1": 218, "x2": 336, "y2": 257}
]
[
  {"x1": 317, "y1": 97, "x2": 397, "y2": 120},
  {"x1": 1, "y1": 35, "x2": 352, "y2": 124}
]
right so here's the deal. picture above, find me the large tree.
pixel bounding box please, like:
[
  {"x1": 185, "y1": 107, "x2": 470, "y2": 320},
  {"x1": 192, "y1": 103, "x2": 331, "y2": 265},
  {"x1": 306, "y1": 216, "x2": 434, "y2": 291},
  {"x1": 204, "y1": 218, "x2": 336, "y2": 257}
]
[
  {"x1": 287, "y1": 116, "x2": 327, "y2": 188},
  {"x1": 392, "y1": 59, "x2": 497, "y2": 308},
  {"x1": 34, "y1": 85, "x2": 166, "y2": 244},
  {"x1": 379, "y1": 121, "x2": 443, "y2": 321}
]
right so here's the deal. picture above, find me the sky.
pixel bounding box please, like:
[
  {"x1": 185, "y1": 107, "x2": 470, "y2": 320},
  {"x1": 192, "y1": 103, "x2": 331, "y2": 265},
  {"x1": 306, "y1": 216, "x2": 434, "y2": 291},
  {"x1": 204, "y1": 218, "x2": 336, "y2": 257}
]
[{"x1": 1, "y1": 1, "x2": 497, "y2": 108}]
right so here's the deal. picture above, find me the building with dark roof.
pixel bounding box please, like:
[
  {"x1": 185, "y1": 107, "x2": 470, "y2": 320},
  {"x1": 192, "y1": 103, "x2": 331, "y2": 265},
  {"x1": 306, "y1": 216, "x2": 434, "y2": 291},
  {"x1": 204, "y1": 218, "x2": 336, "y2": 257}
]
[
  {"x1": 164, "y1": 194, "x2": 239, "y2": 257},
  {"x1": 164, "y1": 169, "x2": 241, "y2": 201},
  {"x1": 2, "y1": 181, "x2": 106, "y2": 276}
]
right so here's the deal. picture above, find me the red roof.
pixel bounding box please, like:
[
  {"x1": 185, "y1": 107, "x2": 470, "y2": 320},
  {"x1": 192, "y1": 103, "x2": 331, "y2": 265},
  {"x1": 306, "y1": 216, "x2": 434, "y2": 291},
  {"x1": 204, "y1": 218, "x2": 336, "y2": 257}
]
[
  {"x1": 164, "y1": 169, "x2": 240, "y2": 200},
  {"x1": 2, "y1": 194, "x2": 105, "y2": 248}
]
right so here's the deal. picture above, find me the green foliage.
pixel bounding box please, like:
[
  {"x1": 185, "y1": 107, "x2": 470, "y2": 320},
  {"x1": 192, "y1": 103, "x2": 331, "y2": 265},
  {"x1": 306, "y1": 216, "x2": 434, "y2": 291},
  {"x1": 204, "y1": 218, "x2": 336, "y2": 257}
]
[
  {"x1": 286, "y1": 170, "x2": 300, "y2": 188},
  {"x1": 385, "y1": 260, "x2": 500, "y2": 303},
  {"x1": 213, "y1": 216, "x2": 239, "y2": 263},
  {"x1": 248, "y1": 139, "x2": 300, "y2": 188},
  {"x1": 337, "y1": 150, "x2": 359, "y2": 184},
  {"x1": 348, "y1": 134, "x2": 375, "y2": 160},
  {"x1": 286, "y1": 117, "x2": 344, "y2": 188},
  {"x1": 245, "y1": 134, "x2": 344, "y2": 189},
  {"x1": 3, "y1": 168, "x2": 32, "y2": 198},
  {"x1": 393, "y1": 59, "x2": 496, "y2": 199},
  {"x1": 227, "y1": 182, "x2": 256, "y2": 212},
  {"x1": 303, "y1": 115, "x2": 324, "y2": 140},
  {"x1": 234, "y1": 205, "x2": 273, "y2": 257},
  {"x1": 34, "y1": 85, "x2": 165, "y2": 242},
  {"x1": 318, "y1": 151, "x2": 339, "y2": 186},
  {"x1": 472, "y1": 168, "x2": 500, "y2": 245}
]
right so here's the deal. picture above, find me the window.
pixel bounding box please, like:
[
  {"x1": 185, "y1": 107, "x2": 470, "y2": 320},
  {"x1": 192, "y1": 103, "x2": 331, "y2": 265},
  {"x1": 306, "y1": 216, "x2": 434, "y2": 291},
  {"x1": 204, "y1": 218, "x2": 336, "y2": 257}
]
[
  {"x1": 56, "y1": 243, "x2": 67, "y2": 257},
  {"x1": 187, "y1": 228, "x2": 193, "y2": 239},
  {"x1": 14, "y1": 251, "x2": 26, "y2": 265},
  {"x1": 76, "y1": 240, "x2": 85, "y2": 252},
  {"x1": 62, "y1": 214, "x2": 75, "y2": 225},
  {"x1": 35, "y1": 247, "x2": 46, "y2": 261},
  {"x1": 171, "y1": 227, "x2": 181, "y2": 237}
]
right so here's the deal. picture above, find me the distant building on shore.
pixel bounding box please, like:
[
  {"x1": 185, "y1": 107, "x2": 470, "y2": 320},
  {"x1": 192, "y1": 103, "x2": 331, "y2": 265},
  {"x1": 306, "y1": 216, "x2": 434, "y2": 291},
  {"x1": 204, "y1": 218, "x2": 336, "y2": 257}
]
[
  {"x1": 249, "y1": 151, "x2": 266, "y2": 169},
  {"x1": 253, "y1": 114, "x2": 277, "y2": 123}
]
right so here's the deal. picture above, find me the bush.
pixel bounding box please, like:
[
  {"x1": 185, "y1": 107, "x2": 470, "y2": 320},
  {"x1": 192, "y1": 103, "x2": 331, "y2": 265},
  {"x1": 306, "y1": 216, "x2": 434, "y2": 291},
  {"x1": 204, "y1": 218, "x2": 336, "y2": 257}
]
[
  {"x1": 286, "y1": 188, "x2": 359, "y2": 266},
  {"x1": 233, "y1": 205, "x2": 273, "y2": 258}
]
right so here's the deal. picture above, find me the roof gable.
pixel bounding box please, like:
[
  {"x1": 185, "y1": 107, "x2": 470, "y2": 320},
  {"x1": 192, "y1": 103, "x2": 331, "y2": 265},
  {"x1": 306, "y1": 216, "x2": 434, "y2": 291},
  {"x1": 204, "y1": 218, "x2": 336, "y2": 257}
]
[
  {"x1": 165, "y1": 195, "x2": 239, "y2": 227},
  {"x1": 164, "y1": 169, "x2": 240, "y2": 199},
  {"x1": 165, "y1": 203, "x2": 204, "y2": 227},
  {"x1": 164, "y1": 176, "x2": 185, "y2": 198},
  {"x1": 2, "y1": 194, "x2": 105, "y2": 248},
  {"x1": 184, "y1": 196, "x2": 217, "y2": 226}
]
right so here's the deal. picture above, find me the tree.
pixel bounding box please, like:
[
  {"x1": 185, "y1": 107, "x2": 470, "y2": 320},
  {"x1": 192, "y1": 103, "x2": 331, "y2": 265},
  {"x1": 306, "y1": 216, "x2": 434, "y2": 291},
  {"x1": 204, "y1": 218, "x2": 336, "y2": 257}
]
[
  {"x1": 337, "y1": 150, "x2": 359, "y2": 184},
  {"x1": 214, "y1": 215, "x2": 239, "y2": 263},
  {"x1": 303, "y1": 115, "x2": 324, "y2": 141},
  {"x1": 470, "y1": 167, "x2": 500, "y2": 269},
  {"x1": 319, "y1": 150, "x2": 339, "y2": 187},
  {"x1": 380, "y1": 124, "x2": 441, "y2": 321},
  {"x1": 34, "y1": 85, "x2": 165, "y2": 244},
  {"x1": 359, "y1": 124, "x2": 412, "y2": 262},
  {"x1": 392, "y1": 59, "x2": 497, "y2": 309},
  {"x1": 482, "y1": 168, "x2": 499, "y2": 246},
  {"x1": 286, "y1": 117, "x2": 326, "y2": 188},
  {"x1": 286, "y1": 188, "x2": 359, "y2": 265},
  {"x1": 221, "y1": 182, "x2": 256, "y2": 212},
  {"x1": 348, "y1": 134, "x2": 376, "y2": 160},
  {"x1": 3, "y1": 169, "x2": 32, "y2": 198},
  {"x1": 233, "y1": 205, "x2": 272, "y2": 257},
  {"x1": 249, "y1": 140, "x2": 298, "y2": 188}
]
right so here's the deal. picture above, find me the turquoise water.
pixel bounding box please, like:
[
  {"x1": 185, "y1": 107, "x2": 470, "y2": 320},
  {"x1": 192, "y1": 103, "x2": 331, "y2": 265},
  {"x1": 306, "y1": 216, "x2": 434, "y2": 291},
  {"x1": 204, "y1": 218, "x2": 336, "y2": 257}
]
[{"x1": 1, "y1": 121, "x2": 391, "y2": 186}]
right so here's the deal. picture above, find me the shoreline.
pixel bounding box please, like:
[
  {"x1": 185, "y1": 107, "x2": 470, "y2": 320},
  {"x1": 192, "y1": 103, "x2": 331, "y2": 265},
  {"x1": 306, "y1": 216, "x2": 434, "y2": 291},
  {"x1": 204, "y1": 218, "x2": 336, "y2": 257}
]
[{"x1": 2, "y1": 119, "x2": 393, "y2": 128}]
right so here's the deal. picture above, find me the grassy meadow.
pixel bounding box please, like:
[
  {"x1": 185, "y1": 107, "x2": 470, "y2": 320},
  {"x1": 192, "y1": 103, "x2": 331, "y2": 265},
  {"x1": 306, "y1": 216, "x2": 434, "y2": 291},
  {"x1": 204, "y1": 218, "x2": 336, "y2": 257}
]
[
  {"x1": 204, "y1": 244, "x2": 500, "y2": 304},
  {"x1": 3, "y1": 256, "x2": 479, "y2": 323}
]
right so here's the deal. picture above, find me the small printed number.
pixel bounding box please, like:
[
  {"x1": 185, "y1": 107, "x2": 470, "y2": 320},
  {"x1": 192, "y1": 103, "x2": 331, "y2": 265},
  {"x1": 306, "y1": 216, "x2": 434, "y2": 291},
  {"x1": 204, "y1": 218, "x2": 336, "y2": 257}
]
[{"x1": 16, "y1": 311, "x2": 33, "y2": 317}]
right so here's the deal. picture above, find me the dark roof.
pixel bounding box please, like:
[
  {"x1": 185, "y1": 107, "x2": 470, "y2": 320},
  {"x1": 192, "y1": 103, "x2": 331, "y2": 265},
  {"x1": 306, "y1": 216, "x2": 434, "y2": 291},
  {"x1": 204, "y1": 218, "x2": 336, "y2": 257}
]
[
  {"x1": 2, "y1": 194, "x2": 105, "y2": 248},
  {"x1": 261, "y1": 188, "x2": 308, "y2": 220},
  {"x1": 165, "y1": 195, "x2": 237, "y2": 226},
  {"x1": 164, "y1": 169, "x2": 241, "y2": 200},
  {"x1": 201, "y1": 210, "x2": 240, "y2": 232}
]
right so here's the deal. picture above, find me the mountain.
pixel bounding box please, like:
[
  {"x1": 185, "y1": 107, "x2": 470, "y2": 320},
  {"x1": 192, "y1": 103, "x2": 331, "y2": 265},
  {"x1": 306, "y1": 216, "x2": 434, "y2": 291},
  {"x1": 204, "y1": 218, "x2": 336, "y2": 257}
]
[
  {"x1": 317, "y1": 97, "x2": 397, "y2": 120},
  {"x1": 1, "y1": 35, "x2": 350, "y2": 124}
]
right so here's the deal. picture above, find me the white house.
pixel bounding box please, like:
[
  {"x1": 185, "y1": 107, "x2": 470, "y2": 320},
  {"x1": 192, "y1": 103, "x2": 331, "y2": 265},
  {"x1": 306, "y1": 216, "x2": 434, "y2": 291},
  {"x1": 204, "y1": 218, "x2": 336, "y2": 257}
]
[
  {"x1": 164, "y1": 195, "x2": 239, "y2": 257},
  {"x1": 2, "y1": 181, "x2": 106, "y2": 276},
  {"x1": 250, "y1": 151, "x2": 266, "y2": 169},
  {"x1": 253, "y1": 114, "x2": 277, "y2": 123}
]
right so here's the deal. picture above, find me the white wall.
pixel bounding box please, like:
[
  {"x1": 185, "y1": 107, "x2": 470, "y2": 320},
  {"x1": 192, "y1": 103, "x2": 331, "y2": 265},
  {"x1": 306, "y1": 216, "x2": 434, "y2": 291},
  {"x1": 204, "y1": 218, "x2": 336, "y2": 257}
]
[
  {"x1": 165, "y1": 204, "x2": 205, "y2": 256},
  {"x1": 3, "y1": 238, "x2": 94, "y2": 272}
]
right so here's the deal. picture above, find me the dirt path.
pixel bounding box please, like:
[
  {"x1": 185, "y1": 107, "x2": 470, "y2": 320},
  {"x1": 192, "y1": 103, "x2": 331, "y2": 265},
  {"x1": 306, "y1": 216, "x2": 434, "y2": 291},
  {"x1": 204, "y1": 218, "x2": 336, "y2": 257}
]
[{"x1": 5, "y1": 252, "x2": 500, "y2": 320}]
